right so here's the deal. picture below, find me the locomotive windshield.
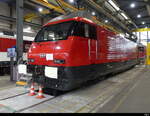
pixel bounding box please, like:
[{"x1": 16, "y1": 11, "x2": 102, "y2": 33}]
[
  {"x1": 35, "y1": 21, "x2": 74, "y2": 42},
  {"x1": 35, "y1": 20, "x2": 97, "y2": 42}
]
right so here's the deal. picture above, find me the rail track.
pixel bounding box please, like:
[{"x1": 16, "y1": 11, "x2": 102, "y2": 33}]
[{"x1": 0, "y1": 90, "x2": 57, "y2": 113}]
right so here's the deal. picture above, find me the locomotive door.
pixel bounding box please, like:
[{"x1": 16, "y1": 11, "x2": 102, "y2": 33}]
[
  {"x1": 85, "y1": 23, "x2": 97, "y2": 64},
  {"x1": 89, "y1": 39, "x2": 97, "y2": 64}
]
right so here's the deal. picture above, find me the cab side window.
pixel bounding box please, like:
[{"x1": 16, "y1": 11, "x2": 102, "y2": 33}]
[
  {"x1": 73, "y1": 22, "x2": 97, "y2": 40},
  {"x1": 73, "y1": 22, "x2": 85, "y2": 37},
  {"x1": 138, "y1": 47, "x2": 144, "y2": 52},
  {"x1": 84, "y1": 24, "x2": 89, "y2": 38},
  {"x1": 89, "y1": 25, "x2": 97, "y2": 40}
]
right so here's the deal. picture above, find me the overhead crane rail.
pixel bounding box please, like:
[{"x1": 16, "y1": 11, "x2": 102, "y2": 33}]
[
  {"x1": 57, "y1": 0, "x2": 79, "y2": 12},
  {"x1": 25, "y1": 0, "x2": 66, "y2": 22},
  {"x1": 132, "y1": 28, "x2": 150, "y2": 32},
  {"x1": 24, "y1": 10, "x2": 50, "y2": 22},
  {"x1": 35, "y1": 0, "x2": 66, "y2": 14}
]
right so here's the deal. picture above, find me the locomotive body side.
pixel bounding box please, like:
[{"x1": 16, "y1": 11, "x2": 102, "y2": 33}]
[{"x1": 27, "y1": 17, "x2": 139, "y2": 91}]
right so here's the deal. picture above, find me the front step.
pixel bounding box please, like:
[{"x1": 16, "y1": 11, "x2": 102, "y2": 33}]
[
  {"x1": 16, "y1": 81, "x2": 27, "y2": 86},
  {"x1": 16, "y1": 73, "x2": 32, "y2": 87}
]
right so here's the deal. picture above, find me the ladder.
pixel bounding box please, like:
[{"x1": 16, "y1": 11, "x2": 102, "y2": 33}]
[{"x1": 16, "y1": 58, "x2": 32, "y2": 87}]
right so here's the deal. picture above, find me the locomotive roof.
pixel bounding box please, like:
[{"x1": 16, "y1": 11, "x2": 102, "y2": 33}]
[
  {"x1": 44, "y1": 11, "x2": 137, "y2": 43},
  {"x1": 46, "y1": 11, "x2": 95, "y2": 24},
  {"x1": 45, "y1": 11, "x2": 114, "y2": 32},
  {"x1": 137, "y1": 43, "x2": 146, "y2": 47},
  {"x1": 45, "y1": 11, "x2": 121, "y2": 34}
]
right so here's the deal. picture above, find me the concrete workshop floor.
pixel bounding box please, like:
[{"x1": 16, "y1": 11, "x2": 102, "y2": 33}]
[
  {"x1": 0, "y1": 76, "x2": 15, "y2": 90},
  {"x1": 0, "y1": 65, "x2": 150, "y2": 113},
  {"x1": 96, "y1": 66, "x2": 150, "y2": 113}
]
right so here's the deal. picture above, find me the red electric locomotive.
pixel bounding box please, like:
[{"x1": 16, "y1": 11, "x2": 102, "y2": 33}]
[
  {"x1": 27, "y1": 11, "x2": 139, "y2": 91},
  {"x1": 0, "y1": 34, "x2": 33, "y2": 75}
]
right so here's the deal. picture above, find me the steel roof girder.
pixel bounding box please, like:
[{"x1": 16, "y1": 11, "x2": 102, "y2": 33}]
[
  {"x1": 84, "y1": 0, "x2": 131, "y2": 33},
  {"x1": 31, "y1": 0, "x2": 66, "y2": 14}
]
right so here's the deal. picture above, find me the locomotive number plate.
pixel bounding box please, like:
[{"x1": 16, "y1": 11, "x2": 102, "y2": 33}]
[
  {"x1": 46, "y1": 54, "x2": 53, "y2": 60},
  {"x1": 45, "y1": 67, "x2": 58, "y2": 79}
]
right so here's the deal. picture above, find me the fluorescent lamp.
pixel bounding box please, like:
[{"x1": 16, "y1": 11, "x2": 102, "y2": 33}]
[
  {"x1": 69, "y1": 0, "x2": 74, "y2": 3},
  {"x1": 121, "y1": 13, "x2": 129, "y2": 20},
  {"x1": 128, "y1": 20, "x2": 132, "y2": 23},
  {"x1": 43, "y1": 0, "x2": 49, "y2": 3},
  {"x1": 108, "y1": 0, "x2": 120, "y2": 11}
]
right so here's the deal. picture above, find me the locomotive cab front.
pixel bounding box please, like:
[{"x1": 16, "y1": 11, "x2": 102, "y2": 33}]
[{"x1": 27, "y1": 18, "x2": 98, "y2": 91}]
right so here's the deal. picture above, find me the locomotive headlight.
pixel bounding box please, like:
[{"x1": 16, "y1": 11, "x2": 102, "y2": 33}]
[
  {"x1": 31, "y1": 59, "x2": 35, "y2": 62},
  {"x1": 55, "y1": 46, "x2": 61, "y2": 50},
  {"x1": 54, "y1": 59, "x2": 65, "y2": 64},
  {"x1": 28, "y1": 48, "x2": 32, "y2": 53},
  {"x1": 32, "y1": 45, "x2": 36, "y2": 49},
  {"x1": 28, "y1": 58, "x2": 35, "y2": 63}
]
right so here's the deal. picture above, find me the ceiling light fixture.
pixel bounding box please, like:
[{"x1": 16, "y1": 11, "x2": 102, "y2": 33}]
[
  {"x1": 92, "y1": 12, "x2": 96, "y2": 16},
  {"x1": 38, "y1": 8, "x2": 43, "y2": 12},
  {"x1": 130, "y1": 3, "x2": 135, "y2": 8},
  {"x1": 105, "y1": 20, "x2": 108, "y2": 23},
  {"x1": 137, "y1": 14, "x2": 141, "y2": 18},
  {"x1": 142, "y1": 22, "x2": 145, "y2": 25}
]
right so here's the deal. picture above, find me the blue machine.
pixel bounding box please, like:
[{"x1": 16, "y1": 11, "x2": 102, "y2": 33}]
[{"x1": 7, "y1": 48, "x2": 16, "y2": 58}]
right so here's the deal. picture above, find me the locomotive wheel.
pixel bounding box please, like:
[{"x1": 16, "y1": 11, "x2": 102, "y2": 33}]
[
  {"x1": 98, "y1": 76, "x2": 105, "y2": 81},
  {"x1": 52, "y1": 89, "x2": 59, "y2": 96}
]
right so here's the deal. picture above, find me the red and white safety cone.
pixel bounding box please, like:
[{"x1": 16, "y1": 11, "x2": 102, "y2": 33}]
[
  {"x1": 28, "y1": 83, "x2": 36, "y2": 96},
  {"x1": 36, "y1": 85, "x2": 45, "y2": 99}
]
